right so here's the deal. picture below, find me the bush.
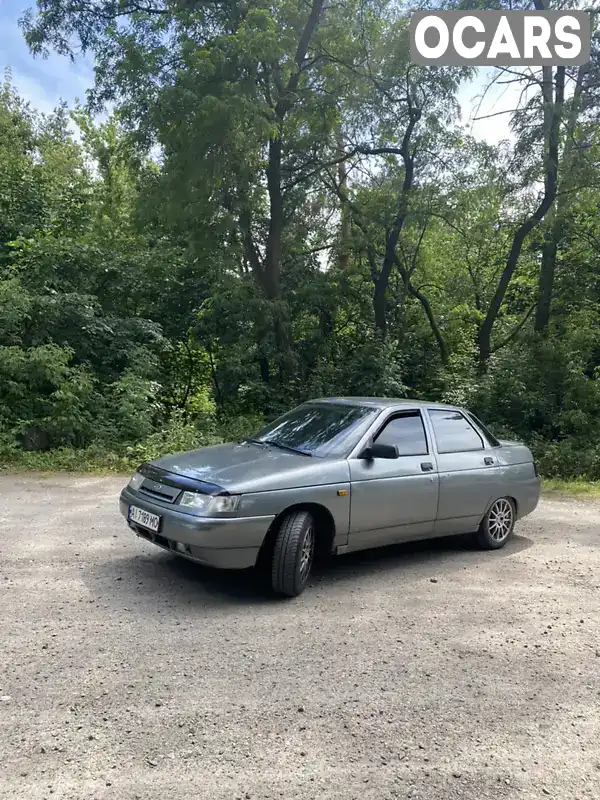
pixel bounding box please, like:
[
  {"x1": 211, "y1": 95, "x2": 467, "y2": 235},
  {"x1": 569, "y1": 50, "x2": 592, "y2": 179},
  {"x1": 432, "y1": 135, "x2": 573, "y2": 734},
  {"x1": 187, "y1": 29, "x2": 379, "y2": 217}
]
[
  {"x1": 122, "y1": 411, "x2": 220, "y2": 465},
  {"x1": 474, "y1": 338, "x2": 600, "y2": 442},
  {"x1": 531, "y1": 436, "x2": 600, "y2": 482},
  {"x1": 0, "y1": 344, "x2": 99, "y2": 450},
  {"x1": 0, "y1": 443, "x2": 131, "y2": 473},
  {"x1": 217, "y1": 412, "x2": 264, "y2": 443},
  {"x1": 102, "y1": 371, "x2": 161, "y2": 444}
]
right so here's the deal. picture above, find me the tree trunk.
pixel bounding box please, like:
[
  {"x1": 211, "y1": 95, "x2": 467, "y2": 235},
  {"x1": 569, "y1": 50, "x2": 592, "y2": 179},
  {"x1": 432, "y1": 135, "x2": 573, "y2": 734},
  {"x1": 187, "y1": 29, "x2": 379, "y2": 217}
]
[
  {"x1": 534, "y1": 64, "x2": 586, "y2": 334},
  {"x1": 369, "y1": 108, "x2": 419, "y2": 336},
  {"x1": 337, "y1": 131, "x2": 350, "y2": 271},
  {"x1": 240, "y1": 0, "x2": 326, "y2": 381},
  {"x1": 477, "y1": 66, "x2": 565, "y2": 363},
  {"x1": 333, "y1": 102, "x2": 420, "y2": 338},
  {"x1": 534, "y1": 211, "x2": 559, "y2": 334},
  {"x1": 373, "y1": 277, "x2": 389, "y2": 335},
  {"x1": 264, "y1": 135, "x2": 284, "y2": 301}
]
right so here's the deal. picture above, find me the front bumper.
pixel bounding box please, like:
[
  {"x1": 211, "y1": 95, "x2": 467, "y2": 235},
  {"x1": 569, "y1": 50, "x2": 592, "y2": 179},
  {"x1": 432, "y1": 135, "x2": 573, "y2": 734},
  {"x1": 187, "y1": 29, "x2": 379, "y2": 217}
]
[{"x1": 120, "y1": 487, "x2": 274, "y2": 569}]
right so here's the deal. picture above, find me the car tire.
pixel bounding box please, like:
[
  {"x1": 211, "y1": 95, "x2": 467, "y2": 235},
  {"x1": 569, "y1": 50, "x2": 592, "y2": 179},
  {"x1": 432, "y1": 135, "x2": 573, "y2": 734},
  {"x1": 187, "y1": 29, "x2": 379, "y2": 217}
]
[
  {"x1": 476, "y1": 497, "x2": 516, "y2": 550},
  {"x1": 271, "y1": 509, "x2": 315, "y2": 597}
]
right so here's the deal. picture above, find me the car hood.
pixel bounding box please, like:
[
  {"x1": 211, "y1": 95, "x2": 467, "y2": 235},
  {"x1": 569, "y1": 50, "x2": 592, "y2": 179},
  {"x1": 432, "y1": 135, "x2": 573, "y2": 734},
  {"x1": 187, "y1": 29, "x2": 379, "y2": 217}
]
[{"x1": 152, "y1": 441, "x2": 349, "y2": 494}]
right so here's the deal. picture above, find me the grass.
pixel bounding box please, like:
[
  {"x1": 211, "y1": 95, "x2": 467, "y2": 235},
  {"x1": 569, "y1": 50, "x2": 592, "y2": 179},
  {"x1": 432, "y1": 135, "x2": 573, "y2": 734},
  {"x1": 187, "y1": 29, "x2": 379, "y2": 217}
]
[
  {"x1": 541, "y1": 478, "x2": 600, "y2": 499},
  {"x1": 0, "y1": 446, "x2": 134, "y2": 475}
]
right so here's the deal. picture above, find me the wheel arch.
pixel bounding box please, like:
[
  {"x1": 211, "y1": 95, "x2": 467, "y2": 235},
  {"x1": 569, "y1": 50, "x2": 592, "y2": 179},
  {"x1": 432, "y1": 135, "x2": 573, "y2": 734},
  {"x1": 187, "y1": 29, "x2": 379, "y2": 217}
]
[
  {"x1": 257, "y1": 502, "x2": 336, "y2": 565},
  {"x1": 482, "y1": 493, "x2": 518, "y2": 521}
]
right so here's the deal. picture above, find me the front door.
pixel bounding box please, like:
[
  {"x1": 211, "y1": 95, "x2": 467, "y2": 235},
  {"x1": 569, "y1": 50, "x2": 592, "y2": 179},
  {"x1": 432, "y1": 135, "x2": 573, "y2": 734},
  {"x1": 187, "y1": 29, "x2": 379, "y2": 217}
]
[
  {"x1": 426, "y1": 408, "x2": 500, "y2": 536},
  {"x1": 348, "y1": 410, "x2": 439, "y2": 550}
]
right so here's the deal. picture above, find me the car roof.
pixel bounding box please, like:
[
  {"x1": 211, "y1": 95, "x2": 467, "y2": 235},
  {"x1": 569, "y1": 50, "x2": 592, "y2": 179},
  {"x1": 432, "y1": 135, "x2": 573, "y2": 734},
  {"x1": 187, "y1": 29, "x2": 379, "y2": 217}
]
[{"x1": 307, "y1": 397, "x2": 462, "y2": 412}]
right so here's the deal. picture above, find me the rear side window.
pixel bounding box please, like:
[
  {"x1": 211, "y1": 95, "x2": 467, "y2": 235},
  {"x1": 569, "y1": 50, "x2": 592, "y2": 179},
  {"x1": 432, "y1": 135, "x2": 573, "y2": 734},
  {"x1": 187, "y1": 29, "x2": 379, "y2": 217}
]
[
  {"x1": 429, "y1": 409, "x2": 483, "y2": 453},
  {"x1": 374, "y1": 412, "x2": 428, "y2": 456},
  {"x1": 467, "y1": 413, "x2": 501, "y2": 447}
]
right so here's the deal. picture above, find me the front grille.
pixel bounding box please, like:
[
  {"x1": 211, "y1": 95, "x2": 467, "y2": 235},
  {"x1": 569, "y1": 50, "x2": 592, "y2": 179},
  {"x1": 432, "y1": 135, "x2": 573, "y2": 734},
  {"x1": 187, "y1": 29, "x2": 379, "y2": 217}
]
[
  {"x1": 139, "y1": 485, "x2": 177, "y2": 502},
  {"x1": 138, "y1": 480, "x2": 180, "y2": 504}
]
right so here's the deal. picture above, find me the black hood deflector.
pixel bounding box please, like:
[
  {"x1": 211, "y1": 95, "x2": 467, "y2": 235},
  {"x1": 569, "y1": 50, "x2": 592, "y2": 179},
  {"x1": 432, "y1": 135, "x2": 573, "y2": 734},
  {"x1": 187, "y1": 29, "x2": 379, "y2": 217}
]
[{"x1": 138, "y1": 463, "x2": 229, "y2": 496}]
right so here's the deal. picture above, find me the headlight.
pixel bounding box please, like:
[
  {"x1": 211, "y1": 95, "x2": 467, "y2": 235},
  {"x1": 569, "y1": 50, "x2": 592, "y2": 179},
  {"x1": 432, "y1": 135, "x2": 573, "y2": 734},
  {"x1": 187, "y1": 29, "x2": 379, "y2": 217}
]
[
  {"x1": 179, "y1": 492, "x2": 241, "y2": 514},
  {"x1": 128, "y1": 472, "x2": 144, "y2": 490},
  {"x1": 208, "y1": 495, "x2": 241, "y2": 513},
  {"x1": 179, "y1": 492, "x2": 210, "y2": 510}
]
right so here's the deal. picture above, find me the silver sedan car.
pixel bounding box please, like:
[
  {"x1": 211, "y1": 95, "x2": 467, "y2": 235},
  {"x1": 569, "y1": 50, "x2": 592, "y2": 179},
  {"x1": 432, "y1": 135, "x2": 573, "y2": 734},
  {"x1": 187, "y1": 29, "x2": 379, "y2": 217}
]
[{"x1": 120, "y1": 397, "x2": 540, "y2": 597}]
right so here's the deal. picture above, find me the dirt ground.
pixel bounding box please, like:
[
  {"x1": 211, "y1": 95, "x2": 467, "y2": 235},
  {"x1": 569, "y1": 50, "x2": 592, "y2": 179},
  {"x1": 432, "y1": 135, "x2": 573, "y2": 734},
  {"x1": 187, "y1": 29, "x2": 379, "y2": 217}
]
[{"x1": 1, "y1": 474, "x2": 599, "y2": 800}]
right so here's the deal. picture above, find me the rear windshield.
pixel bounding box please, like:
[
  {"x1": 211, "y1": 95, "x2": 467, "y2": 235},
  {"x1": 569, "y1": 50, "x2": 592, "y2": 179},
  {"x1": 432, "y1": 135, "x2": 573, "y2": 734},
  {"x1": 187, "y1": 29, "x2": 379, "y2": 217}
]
[{"x1": 251, "y1": 402, "x2": 378, "y2": 457}]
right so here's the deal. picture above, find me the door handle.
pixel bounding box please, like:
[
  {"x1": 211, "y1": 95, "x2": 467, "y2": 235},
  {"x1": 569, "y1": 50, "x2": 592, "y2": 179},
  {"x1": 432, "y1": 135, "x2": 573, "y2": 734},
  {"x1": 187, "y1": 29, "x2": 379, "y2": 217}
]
[
  {"x1": 484, "y1": 456, "x2": 494, "y2": 465},
  {"x1": 421, "y1": 461, "x2": 434, "y2": 472}
]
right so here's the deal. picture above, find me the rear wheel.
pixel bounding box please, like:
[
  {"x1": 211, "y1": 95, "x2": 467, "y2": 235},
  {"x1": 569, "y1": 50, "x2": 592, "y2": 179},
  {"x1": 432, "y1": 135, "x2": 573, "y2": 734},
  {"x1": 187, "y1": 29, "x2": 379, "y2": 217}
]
[
  {"x1": 271, "y1": 509, "x2": 315, "y2": 597},
  {"x1": 476, "y1": 497, "x2": 515, "y2": 550}
]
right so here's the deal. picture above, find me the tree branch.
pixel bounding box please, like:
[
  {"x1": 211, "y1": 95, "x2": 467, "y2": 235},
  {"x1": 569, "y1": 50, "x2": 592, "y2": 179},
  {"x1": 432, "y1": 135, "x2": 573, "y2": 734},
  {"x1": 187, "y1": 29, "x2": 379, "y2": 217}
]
[
  {"x1": 491, "y1": 304, "x2": 536, "y2": 354},
  {"x1": 393, "y1": 254, "x2": 447, "y2": 365}
]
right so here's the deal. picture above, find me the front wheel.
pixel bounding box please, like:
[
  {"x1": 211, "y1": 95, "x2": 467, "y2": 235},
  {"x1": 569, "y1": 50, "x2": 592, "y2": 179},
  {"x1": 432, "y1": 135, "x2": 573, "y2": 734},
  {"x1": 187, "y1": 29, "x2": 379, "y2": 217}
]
[
  {"x1": 271, "y1": 509, "x2": 315, "y2": 597},
  {"x1": 476, "y1": 497, "x2": 515, "y2": 550}
]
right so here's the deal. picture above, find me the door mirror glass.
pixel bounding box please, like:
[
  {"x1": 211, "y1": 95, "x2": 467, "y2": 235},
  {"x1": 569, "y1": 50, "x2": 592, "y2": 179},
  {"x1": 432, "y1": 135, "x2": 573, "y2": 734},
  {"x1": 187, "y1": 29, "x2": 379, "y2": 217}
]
[{"x1": 360, "y1": 442, "x2": 399, "y2": 460}]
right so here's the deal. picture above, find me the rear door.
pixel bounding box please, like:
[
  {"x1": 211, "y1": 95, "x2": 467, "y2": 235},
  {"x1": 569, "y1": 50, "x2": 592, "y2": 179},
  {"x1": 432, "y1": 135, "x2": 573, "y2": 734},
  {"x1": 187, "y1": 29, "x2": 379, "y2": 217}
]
[
  {"x1": 426, "y1": 408, "x2": 500, "y2": 536},
  {"x1": 347, "y1": 410, "x2": 439, "y2": 550}
]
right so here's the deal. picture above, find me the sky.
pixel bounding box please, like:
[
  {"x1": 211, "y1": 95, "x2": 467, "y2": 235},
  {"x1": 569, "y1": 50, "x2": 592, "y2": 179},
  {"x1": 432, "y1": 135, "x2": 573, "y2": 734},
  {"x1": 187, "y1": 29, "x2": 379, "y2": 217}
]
[
  {"x1": 1, "y1": 0, "x2": 94, "y2": 114},
  {"x1": 0, "y1": 0, "x2": 518, "y2": 144}
]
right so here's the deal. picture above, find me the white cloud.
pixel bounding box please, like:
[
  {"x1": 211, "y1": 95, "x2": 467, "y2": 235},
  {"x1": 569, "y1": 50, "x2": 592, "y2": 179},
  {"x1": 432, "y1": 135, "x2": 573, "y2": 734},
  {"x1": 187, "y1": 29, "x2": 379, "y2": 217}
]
[
  {"x1": 458, "y1": 68, "x2": 524, "y2": 144},
  {"x1": 9, "y1": 68, "x2": 63, "y2": 115}
]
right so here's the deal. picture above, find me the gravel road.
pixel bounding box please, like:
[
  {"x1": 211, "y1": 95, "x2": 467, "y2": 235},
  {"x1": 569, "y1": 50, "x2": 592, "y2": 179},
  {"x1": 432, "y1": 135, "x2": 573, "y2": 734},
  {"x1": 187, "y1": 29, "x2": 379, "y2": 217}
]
[{"x1": 1, "y1": 474, "x2": 599, "y2": 800}]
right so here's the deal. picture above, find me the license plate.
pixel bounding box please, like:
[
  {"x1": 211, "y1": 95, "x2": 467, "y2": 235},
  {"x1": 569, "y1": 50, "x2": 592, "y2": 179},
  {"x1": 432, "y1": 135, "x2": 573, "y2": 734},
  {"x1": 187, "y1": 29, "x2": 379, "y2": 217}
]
[{"x1": 128, "y1": 505, "x2": 161, "y2": 532}]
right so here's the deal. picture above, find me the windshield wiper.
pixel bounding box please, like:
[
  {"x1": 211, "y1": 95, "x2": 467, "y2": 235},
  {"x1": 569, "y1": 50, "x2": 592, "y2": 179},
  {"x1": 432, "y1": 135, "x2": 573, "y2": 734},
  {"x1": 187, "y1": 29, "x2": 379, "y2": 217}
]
[{"x1": 260, "y1": 439, "x2": 312, "y2": 456}]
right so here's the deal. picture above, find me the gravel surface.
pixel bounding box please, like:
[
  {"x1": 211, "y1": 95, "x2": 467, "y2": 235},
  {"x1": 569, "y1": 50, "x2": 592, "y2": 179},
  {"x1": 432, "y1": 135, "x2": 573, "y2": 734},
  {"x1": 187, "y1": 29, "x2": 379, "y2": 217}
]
[{"x1": 1, "y1": 473, "x2": 600, "y2": 800}]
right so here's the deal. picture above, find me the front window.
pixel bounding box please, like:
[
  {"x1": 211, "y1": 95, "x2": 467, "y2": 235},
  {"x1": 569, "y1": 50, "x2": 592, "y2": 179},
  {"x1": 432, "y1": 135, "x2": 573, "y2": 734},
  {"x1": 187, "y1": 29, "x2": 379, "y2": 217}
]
[
  {"x1": 374, "y1": 412, "x2": 429, "y2": 456},
  {"x1": 250, "y1": 402, "x2": 378, "y2": 457}
]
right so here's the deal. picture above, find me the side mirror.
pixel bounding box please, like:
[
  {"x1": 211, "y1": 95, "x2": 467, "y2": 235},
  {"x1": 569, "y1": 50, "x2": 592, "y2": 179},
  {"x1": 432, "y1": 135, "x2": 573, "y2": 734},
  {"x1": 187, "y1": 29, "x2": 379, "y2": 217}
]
[{"x1": 359, "y1": 441, "x2": 399, "y2": 460}]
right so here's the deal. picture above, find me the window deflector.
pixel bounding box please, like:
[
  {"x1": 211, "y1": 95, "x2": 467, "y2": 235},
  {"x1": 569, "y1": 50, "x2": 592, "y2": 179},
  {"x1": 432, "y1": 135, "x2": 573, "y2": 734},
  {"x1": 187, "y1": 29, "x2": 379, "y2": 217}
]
[{"x1": 370, "y1": 410, "x2": 429, "y2": 458}]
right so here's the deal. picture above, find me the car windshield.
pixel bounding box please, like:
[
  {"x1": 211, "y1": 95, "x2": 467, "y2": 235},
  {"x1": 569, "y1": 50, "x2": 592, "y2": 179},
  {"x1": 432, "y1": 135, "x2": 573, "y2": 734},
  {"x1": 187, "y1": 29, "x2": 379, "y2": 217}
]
[{"x1": 250, "y1": 403, "x2": 378, "y2": 457}]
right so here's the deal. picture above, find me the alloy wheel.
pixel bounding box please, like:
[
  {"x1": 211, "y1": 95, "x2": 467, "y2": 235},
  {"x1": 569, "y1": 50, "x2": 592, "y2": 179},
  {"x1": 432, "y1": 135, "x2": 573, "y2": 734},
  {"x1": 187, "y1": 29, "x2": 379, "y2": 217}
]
[
  {"x1": 488, "y1": 498, "x2": 513, "y2": 542},
  {"x1": 299, "y1": 525, "x2": 314, "y2": 581}
]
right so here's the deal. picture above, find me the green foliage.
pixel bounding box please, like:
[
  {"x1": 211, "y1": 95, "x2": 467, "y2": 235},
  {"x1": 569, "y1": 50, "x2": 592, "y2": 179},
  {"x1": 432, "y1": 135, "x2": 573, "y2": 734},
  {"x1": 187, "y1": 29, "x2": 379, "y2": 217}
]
[
  {"x1": 533, "y1": 439, "x2": 600, "y2": 482},
  {"x1": 476, "y1": 333, "x2": 600, "y2": 443},
  {"x1": 0, "y1": 443, "x2": 133, "y2": 474},
  {"x1": 471, "y1": 326, "x2": 600, "y2": 480},
  {"x1": 0, "y1": 344, "x2": 96, "y2": 449},
  {"x1": 122, "y1": 411, "x2": 220, "y2": 466},
  {"x1": 2, "y1": 10, "x2": 600, "y2": 481},
  {"x1": 217, "y1": 413, "x2": 265, "y2": 444}
]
